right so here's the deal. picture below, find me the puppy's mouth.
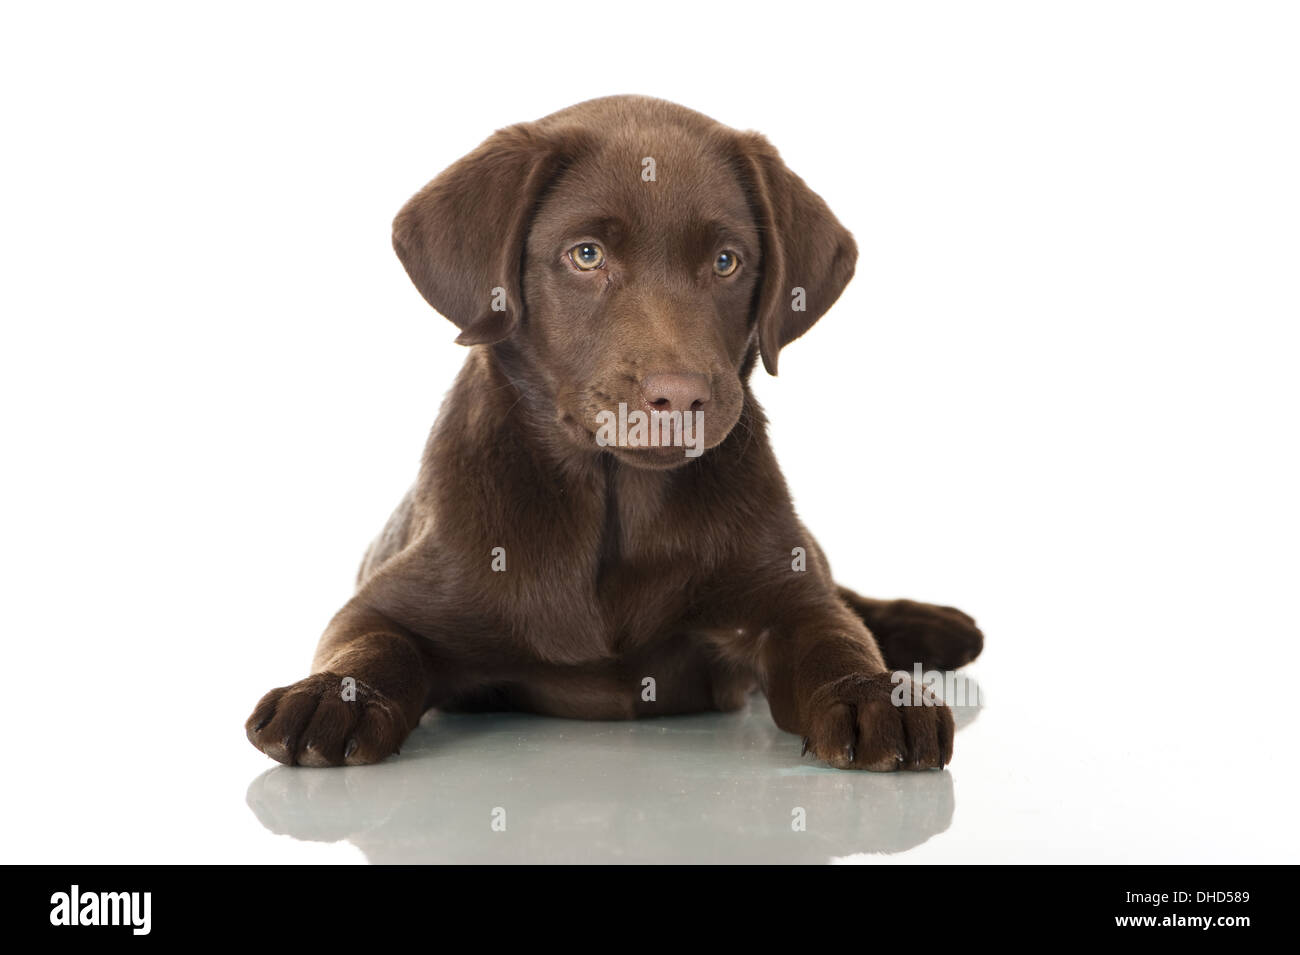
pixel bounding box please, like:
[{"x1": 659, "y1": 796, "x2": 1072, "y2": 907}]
[{"x1": 608, "y1": 443, "x2": 700, "y2": 470}]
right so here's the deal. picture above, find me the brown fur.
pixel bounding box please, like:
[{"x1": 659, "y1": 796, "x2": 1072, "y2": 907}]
[{"x1": 245, "y1": 96, "x2": 983, "y2": 771}]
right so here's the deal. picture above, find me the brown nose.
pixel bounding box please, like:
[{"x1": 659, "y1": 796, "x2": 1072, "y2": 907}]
[{"x1": 641, "y1": 373, "x2": 711, "y2": 413}]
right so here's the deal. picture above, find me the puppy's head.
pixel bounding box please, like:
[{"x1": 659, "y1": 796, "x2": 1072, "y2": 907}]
[{"x1": 394, "y1": 96, "x2": 856, "y2": 469}]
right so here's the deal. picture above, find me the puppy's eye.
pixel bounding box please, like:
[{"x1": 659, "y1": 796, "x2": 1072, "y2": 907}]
[
  {"x1": 714, "y1": 250, "x2": 739, "y2": 277},
  {"x1": 569, "y1": 243, "x2": 606, "y2": 270}
]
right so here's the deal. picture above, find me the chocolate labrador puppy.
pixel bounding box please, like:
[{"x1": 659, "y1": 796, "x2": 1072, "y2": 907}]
[{"x1": 246, "y1": 95, "x2": 983, "y2": 771}]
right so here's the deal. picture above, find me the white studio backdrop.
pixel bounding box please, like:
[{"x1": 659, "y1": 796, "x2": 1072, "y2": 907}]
[{"x1": 1, "y1": 1, "x2": 1297, "y2": 862}]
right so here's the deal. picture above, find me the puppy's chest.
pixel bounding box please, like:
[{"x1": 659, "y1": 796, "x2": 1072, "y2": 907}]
[
  {"x1": 591, "y1": 482, "x2": 719, "y2": 645},
  {"x1": 497, "y1": 463, "x2": 728, "y2": 660}
]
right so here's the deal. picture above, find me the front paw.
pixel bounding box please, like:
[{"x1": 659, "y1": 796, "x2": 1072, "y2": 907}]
[
  {"x1": 802, "y1": 672, "x2": 953, "y2": 771},
  {"x1": 245, "y1": 672, "x2": 408, "y2": 767}
]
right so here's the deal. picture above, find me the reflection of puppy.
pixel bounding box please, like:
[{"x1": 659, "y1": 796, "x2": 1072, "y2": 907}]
[
  {"x1": 247, "y1": 707, "x2": 959, "y2": 863},
  {"x1": 246, "y1": 96, "x2": 983, "y2": 770}
]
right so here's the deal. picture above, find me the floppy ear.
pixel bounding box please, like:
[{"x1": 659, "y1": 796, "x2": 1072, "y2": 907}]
[
  {"x1": 393, "y1": 124, "x2": 569, "y2": 346},
  {"x1": 738, "y1": 132, "x2": 858, "y2": 375}
]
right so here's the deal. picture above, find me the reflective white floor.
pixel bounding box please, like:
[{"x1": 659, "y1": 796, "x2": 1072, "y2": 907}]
[
  {"x1": 229, "y1": 667, "x2": 1292, "y2": 864},
  {"x1": 8, "y1": 645, "x2": 1296, "y2": 866},
  {"x1": 7, "y1": 654, "x2": 1297, "y2": 864},
  {"x1": 244, "y1": 694, "x2": 980, "y2": 864}
]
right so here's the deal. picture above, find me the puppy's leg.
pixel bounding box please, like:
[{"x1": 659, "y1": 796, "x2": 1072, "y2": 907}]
[
  {"x1": 759, "y1": 599, "x2": 954, "y2": 771},
  {"x1": 837, "y1": 586, "x2": 983, "y2": 672},
  {"x1": 245, "y1": 602, "x2": 437, "y2": 767}
]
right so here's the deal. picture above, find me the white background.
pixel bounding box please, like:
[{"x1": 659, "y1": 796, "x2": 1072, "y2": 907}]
[{"x1": 2, "y1": 1, "x2": 1297, "y2": 863}]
